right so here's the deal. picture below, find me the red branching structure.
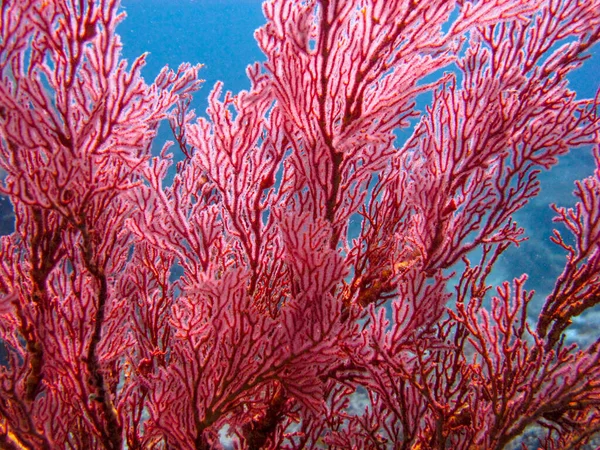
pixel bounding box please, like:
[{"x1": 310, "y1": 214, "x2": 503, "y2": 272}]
[{"x1": 0, "y1": 0, "x2": 599, "y2": 448}]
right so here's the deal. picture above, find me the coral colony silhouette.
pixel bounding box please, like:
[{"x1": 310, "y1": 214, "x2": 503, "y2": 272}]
[{"x1": 0, "y1": 0, "x2": 599, "y2": 448}]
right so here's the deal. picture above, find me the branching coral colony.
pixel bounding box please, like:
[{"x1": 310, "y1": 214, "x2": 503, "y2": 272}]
[{"x1": 0, "y1": 0, "x2": 599, "y2": 448}]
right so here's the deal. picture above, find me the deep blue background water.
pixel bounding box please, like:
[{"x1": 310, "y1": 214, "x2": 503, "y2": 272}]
[{"x1": 119, "y1": 0, "x2": 265, "y2": 113}]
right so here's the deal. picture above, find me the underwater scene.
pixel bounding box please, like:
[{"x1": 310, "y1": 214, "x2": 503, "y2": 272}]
[{"x1": 0, "y1": 0, "x2": 599, "y2": 448}]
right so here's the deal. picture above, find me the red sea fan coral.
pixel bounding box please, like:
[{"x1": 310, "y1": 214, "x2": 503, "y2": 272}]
[{"x1": 0, "y1": 0, "x2": 599, "y2": 448}]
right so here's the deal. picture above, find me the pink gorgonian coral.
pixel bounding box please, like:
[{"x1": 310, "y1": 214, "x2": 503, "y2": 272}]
[{"x1": 0, "y1": 0, "x2": 599, "y2": 448}]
